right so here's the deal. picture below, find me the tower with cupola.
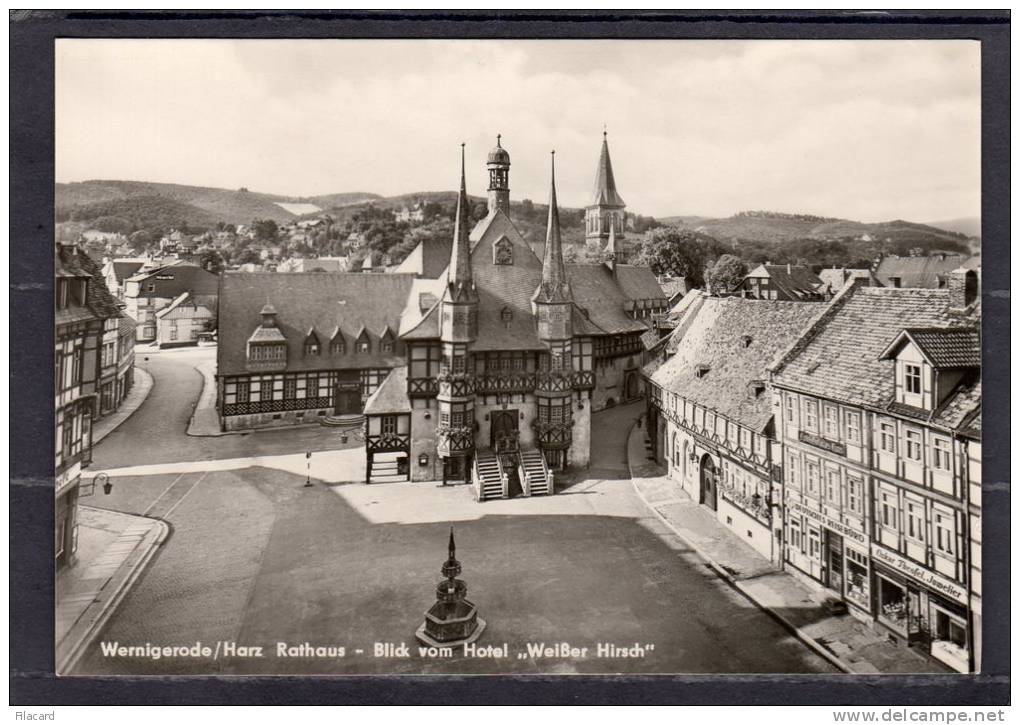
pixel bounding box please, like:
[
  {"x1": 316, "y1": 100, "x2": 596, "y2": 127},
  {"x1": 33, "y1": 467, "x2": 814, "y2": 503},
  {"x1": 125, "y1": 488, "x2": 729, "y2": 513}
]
[{"x1": 486, "y1": 134, "x2": 511, "y2": 215}]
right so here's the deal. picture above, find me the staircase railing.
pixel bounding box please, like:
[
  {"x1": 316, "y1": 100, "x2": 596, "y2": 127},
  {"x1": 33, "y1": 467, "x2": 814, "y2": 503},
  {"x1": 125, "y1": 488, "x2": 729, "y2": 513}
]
[
  {"x1": 518, "y1": 461, "x2": 531, "y2": 497},
  {"x1": 471, "y1": 457, "x2": 484, "y2": 502}
]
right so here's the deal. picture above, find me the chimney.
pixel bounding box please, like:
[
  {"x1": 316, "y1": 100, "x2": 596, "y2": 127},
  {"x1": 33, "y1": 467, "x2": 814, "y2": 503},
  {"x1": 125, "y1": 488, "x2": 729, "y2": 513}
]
[{"x1": 948, "y1": 267, "x2": 978, "y2": 310}]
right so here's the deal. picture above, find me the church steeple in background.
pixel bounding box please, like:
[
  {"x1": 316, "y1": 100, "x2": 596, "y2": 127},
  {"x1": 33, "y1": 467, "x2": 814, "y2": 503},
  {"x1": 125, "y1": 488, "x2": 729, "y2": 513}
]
[{"x1": 585, "y1": 130, "x2": 627, "y2": 250}]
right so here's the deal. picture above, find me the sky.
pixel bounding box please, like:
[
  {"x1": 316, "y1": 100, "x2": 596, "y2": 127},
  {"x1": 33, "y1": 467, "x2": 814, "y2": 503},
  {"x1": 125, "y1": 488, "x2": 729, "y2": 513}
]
[{"x1": 55, "y1": 39, "x2": 980, "y2": 222}]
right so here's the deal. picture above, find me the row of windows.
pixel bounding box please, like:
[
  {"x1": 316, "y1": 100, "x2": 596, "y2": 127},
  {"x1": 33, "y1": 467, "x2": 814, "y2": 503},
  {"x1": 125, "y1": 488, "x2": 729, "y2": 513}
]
[
  {"x1": 408, "y1": 341, "x2": 597, "y2": 380},
  {"x1": 660, "y1": 393, "x2": 765, "y2": 459},
  {"x1": 304, "y1": 337, "x2": 393, "y2": 356},
  {"x1": 786, "y1": 452, "x2": 866, "y2": 516},
  {"x1": 223, "y1": 370, "x2": 389, "y2": 405},
  {"x1": 877, "y1": 487, "x2": 958, "y2": 556},
  {"x1": 785, "y1": 393, "x2": 955, "y2": 473}
]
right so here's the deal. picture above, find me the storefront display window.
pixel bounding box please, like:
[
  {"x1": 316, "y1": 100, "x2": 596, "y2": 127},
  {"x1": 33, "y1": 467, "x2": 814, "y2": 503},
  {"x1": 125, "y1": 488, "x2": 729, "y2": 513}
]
[
  {"x1": 930, "y1": 604, "x2": 969, "y2": 672},
  {"x1": 845, "y1": 548, "x2": 869, "y2": 608},
  {"x1": 877, "y1": 574, "x2": 908, "y2": 631}
]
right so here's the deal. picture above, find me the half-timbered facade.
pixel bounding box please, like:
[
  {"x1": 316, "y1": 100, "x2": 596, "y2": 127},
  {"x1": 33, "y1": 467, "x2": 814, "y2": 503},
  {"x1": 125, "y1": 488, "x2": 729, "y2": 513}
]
[
  {"x1": 644, "y1": 293, "x2": 822, "y2": 560},
  {"x1": 215, "y1": 136, "x2": 666, "y2": 500},
  {"x1": 770, "y1": 269, "x2": 981, "y2": 672},
  {"x1": 55, "y1": 242, "x2": 123, "y2": 569}
]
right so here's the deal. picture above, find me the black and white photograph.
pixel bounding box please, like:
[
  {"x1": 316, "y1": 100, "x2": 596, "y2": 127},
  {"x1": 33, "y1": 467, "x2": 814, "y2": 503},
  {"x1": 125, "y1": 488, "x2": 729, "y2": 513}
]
[{"x1": 14, "y1": 12, "x2": 1009, "y2": 709}]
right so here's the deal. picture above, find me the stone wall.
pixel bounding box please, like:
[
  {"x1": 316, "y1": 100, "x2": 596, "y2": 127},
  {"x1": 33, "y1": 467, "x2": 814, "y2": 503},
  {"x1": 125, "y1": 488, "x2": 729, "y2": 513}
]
[
  {"x1": 222, "y1": 407, "x2": 332, "y2": 431},
  {"x1": 409, "y1": 401, "x2": 440, "y2": 482}
]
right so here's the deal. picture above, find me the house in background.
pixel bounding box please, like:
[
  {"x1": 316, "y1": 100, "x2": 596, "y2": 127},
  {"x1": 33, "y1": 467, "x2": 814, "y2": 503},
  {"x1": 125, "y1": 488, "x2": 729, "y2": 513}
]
[
  {"x1": 396, "y1": 201, "x2": 426, "y2": 224},
  {"x1": 873, "y1": 253, "x2": 978, "y2": 289},
  {"x1": 817, "y1": 266, "x2": 876, "y2": 296},
  {"x1": 122, "y1": 260, "x2": 219, "y2": 342},
  {"x1": 276, "y1": 256, "x2": 350, "y2": 273},
  {"x1": 736, "y1": 263, "x2": 826, "y2": 301},
  {"x1": 155, "y1": 292, "x2": 216, "y2": 348}
]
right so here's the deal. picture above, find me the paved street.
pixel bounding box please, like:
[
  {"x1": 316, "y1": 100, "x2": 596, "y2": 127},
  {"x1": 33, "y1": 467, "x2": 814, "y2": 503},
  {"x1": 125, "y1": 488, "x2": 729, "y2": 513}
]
[
  {"x1": 75, "y1": 349, "x2": 836, "y2": 675},
  {"x1": 92, "y1": 347, "x2": 360, "y2": 470}
]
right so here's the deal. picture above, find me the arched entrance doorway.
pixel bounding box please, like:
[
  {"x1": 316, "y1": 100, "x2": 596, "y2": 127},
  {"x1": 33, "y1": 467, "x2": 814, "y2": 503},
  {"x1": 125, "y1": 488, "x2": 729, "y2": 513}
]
[
  {"x1": 625, "y1": 372, "x2": 640, "y2": 400},
  {"x1": 699, "y1": 454, "x2": 718, "y2": 511}
]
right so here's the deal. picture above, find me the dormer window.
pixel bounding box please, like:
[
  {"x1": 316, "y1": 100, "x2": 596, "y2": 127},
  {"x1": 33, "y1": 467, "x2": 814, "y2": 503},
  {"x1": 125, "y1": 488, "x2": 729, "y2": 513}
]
[
  {"x1": 356, "y1": 328, "x2": 371, "y2": 354},
  {"x1": 695, "y1": 364, "x2": 710, "y2": 379},
  {"x1": 303, "y1": 328, "x2": 321, "y2": 356},
  {"x1": 740, "y1": 335, "x2": 753, "y2": 348},
  {"x1": 500, "y1": 306, "x2": 513, "y2": 329},
  {"x1": 379, "y1": 327, "x2": 395, "y2": 355}
]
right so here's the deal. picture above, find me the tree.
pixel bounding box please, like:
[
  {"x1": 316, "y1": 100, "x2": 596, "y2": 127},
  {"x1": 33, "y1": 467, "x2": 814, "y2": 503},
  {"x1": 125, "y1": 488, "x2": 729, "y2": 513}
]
[
  {"x1": 198, "y1": 249, "x2": 226, "y2": 275},
  {"x1": 236, "y1": 248, "x2": 261, "y2": 265},
  {"x1": 705, "y1": 253, "x2": 748, "y2": 295},
  {"x1": 252, "y1": 218, "x2": 279, "y2": 242},
  {"x1": 634, "y1": 227, "x2": 727, "y2": 288}
]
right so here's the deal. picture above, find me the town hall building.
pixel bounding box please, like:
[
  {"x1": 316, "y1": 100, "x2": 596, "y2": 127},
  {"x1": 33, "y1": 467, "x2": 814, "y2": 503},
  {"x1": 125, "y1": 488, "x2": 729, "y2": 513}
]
[{"x1": 216, "y1": 134, "x2": 667, "y2": 499}]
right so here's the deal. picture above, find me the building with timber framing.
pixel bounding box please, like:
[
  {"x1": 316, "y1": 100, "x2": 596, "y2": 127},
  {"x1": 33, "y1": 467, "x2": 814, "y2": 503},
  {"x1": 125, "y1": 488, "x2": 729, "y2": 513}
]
[{"x1": 216, "y1": 135, "x2": 667, "y2": 498}]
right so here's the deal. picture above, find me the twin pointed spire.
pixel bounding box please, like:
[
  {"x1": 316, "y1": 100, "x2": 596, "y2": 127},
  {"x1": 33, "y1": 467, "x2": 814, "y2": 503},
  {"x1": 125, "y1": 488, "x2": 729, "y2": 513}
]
[
  {"x1": 445, "y1": 143, "x2": 475, "y2": 299},
  {"x1": 539, "y1": 150, "x2": 571, "y2": 303}
]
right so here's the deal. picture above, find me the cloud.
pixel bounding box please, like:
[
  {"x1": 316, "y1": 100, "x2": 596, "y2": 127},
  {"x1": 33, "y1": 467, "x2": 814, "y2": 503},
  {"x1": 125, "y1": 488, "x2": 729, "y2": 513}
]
[{"x1": 55, "y1": 38, "x2": 980, "y2": 222}]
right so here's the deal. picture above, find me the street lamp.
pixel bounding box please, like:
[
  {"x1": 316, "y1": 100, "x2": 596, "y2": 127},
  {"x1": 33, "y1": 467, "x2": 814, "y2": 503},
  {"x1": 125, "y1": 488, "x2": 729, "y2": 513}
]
[{"x1": 304, "y1": 451, "x2": 313, "y2": 487}]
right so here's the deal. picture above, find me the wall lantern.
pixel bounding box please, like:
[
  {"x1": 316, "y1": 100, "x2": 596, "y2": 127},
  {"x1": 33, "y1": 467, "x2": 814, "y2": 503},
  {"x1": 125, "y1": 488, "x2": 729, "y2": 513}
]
[
  {"x1": 418, "y1": 453, "x2": 430, "y2": 467},
  {"x1": 423, "y1": 411, "x2": 431, "y2": 420},
  {"x1": 688, "y1": 451, "x2": 698, "y2": 464},
  {"x1": 577, "y1": 401, "x2": 584, "y2": 411},
  {"x1": 519, "y1": 411, "x2": 525, "y2": 420},
  {"x1": 484, "y1": 413, "x2": 489, "y2": 421}
]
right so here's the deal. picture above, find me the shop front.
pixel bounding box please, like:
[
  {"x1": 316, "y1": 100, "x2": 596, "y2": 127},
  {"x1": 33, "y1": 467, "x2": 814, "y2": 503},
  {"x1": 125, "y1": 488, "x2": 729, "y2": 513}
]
[{"x1": 871, "y1": 544, "x2": 972, "y2": 672}]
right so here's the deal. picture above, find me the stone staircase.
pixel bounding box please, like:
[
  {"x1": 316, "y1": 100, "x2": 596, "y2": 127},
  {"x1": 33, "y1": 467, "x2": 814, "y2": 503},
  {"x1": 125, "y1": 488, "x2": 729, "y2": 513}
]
[
  {"x1": 473, "y1": 450, "x2": 506, "y2": 501},
  {"x1": 520, "y1": 448, "x2": 553, "y2": 496},
  {"x1": 368, "y1": 451, "x2": 407, "y2": 483}
]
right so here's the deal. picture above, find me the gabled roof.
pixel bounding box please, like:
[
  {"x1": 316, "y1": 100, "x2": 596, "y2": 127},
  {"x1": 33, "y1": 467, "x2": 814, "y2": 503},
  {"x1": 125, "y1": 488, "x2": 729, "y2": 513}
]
[
  {"x1": 590, "y1": 133, "x2": 626, "y2": 208},
  {"x1": 56, "y1": 244, "x2": 122, "y2": 320},
  {"x1": 651, "y1": 297, "x2": 823, "y2": 431},
  {"x1": 393, "y1": 236, "x2": 452, "y2": 279},
  {"x1": 873, "y1": 254, "x2": 977, "y2": 289},
  {"x1": 817, "y1": 267, "x2": 874, "y2": 294},
  {"x1": 743, "y1": 264, "x2": 824, "y2": 299},
  {"x1": 659, "y1": 277, "x2": 690, "y2": 301},
  {"x1": 879, "y1": 327, "x2": 981, "y2": 369},
  {"x1": 218, "y1": 272, "x2": 416, "y2": 376},
  {"x1": 363, "y1": 366, "x2": 411, "y2": 415},
  {"x1": 567, "y1": 265, "x2": 657, "y2": 336},
  {"x1": 771, "y1": 285, "x2": 981, "y2": 429}
]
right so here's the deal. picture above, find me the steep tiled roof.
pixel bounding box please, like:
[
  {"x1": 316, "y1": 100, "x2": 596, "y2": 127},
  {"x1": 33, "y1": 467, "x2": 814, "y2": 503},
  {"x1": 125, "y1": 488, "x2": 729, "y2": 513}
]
[
  {"x1": 771, "y1": 286, "x2": 981, "y2": 429},
  {"x1": 651, "y1": 297, "x2": 822, "y2": 431},
  {"x1": 873, "y1": 254, "x2": 977, "y2": 289},
  {"x1": 393, "y1": 237, "x2": 452, "y2": 279},
  {"x1": 882, "y1": 327, "x2": 981, "y2": 369},
  {"x1": 56, "y1": 244, "x2": 122, "y2": 320},
  {"x1": 217, "y1": 273, "x2": 416, "y2": 376},
  {"x1": 590, "y1": 134, "x2": 626, "y2": 208},
  {"x1": 567, "y1": 265, "x2": 653, "y2": 336},
  {"x1": 364, "y1": 366, "x2": 411, "y2": 415}
]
